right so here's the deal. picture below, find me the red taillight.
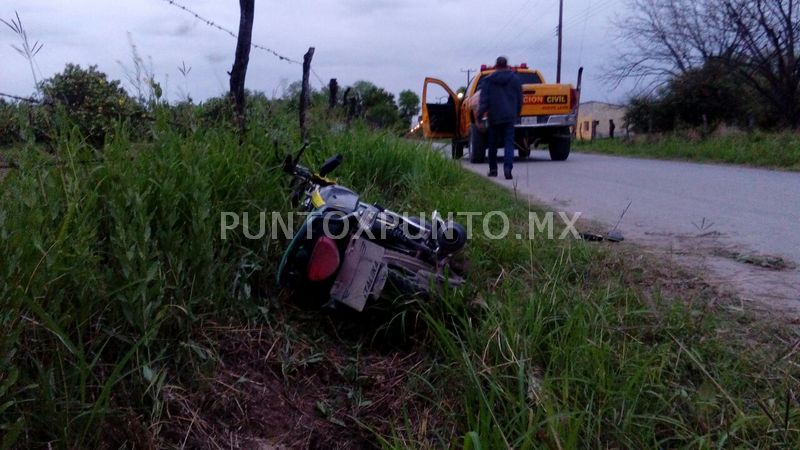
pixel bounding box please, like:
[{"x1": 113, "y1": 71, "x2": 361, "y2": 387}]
[
  {"x1": 570, "y1": 88, "x2": 579, "y2": 112},
  {"x1": 307, "y1": 236, "x2": 341, "y2": 281}
]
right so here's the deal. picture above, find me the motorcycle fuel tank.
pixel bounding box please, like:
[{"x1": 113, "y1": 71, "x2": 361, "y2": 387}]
[{"x1": 317, "y1": 185, "x2": 360, "y2": 212}]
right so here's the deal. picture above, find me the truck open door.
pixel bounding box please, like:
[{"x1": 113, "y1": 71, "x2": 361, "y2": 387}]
[{"x1": 422, "y1": 78, "x2": 460, "y2": 139}]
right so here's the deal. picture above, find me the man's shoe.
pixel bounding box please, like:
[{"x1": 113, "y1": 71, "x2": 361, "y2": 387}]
[
  {"x1": 487, "y1": 169, "x2": 498, "y2": 177},
  {"x1": 504, "y1": 168, "x2": 513, "y2": 180}
]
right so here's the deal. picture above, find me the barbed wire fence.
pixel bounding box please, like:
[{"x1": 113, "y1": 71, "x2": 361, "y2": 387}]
[
  {"x1": 0, "y1": 92, "x2": 40, "y2": 103},
  {"x1": 3, "y1": 2, "x2": 328, "y2": 105},
  {"x1": 0, "y1": 2, "x2": 336, "y2": 168},
  {"x1": 160, "y1": 0, "x2": 326, "y2": 88}
]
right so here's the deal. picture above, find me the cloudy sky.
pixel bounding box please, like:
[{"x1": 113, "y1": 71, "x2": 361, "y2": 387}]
[{"x1": 2, "y1": 0, "x2": 634, "y2": 104}]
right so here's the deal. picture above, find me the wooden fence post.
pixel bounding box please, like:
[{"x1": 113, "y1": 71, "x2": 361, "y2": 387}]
[
  {"x1": 328, "y1": 78, "x2": 338, "y2": 110},
  {"x1": 299, "y1": 47, "x2": 315, "y2": 141},
  {"x1": 229, "y1": 0, "x2": 255, "y2": 136}
]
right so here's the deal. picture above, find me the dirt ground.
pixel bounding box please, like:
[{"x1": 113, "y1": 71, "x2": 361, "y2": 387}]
[
  {"x1": 147, "y1": 312, "x2": 452, "y2": 450},
  {"x1": 134, "y1": 234, "x2": 775, "y2": 450}
]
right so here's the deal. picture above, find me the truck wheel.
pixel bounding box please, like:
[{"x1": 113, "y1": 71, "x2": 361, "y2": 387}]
[
  {"x1": 451, "y1": 140, "x2": 465, "y2": 160},
  {"x1": 469, "y1": 126, "x2": 486, "y2": 164},
  {"x1": 549, "y1": 135, "x2": 571, "y2": 161}
]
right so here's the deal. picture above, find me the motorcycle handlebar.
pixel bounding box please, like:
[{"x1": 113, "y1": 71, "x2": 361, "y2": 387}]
[{"x1": 282, "y1": 143, "x2": 338, "y2": 206}]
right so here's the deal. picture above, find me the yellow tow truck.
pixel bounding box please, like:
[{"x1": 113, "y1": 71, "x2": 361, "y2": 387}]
[{"x1": 422, "y1": 63, "x2": 581, "y2": 162}]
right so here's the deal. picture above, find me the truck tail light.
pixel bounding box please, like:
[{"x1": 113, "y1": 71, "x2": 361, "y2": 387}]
[
  {"x1": 307, "y1": 236, "x2": 340, "y2": 281},
  {"x1": 570, "y1": 88, "x2": 579, "y2": 112}
]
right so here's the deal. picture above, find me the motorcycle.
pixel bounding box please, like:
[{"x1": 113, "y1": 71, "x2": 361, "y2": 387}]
[{"x1": 277, "y1": 144, "x2": 467, "y2": 312}]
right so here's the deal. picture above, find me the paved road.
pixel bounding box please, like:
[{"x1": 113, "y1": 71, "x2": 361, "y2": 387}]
[{"x1": 461, "y1": 151, "x2": 800, "y2": 314}]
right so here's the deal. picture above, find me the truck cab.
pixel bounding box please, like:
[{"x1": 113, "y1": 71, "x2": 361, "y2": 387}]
[{"x1": 422, "y1": 64, "x2": 581, "y2": 162}]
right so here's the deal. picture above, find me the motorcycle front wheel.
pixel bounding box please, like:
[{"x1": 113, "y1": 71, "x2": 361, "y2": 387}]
[{"x1": 437, "y1": 221, "x2": 467, "y2": 255}]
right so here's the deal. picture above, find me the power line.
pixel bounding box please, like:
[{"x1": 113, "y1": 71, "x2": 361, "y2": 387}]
[
  {"x1": 563, "y1": 0, "x2": 616, "y2": 33},
  {"x1": 578, "y1": 0, "x2": 593, "y2": 65},
  {"x1": 487, "y1": 0, "x2": 552, "y2": 57},
  {"x1": 517, "y1": 0, "x2": 615, "y2": 62},
  {"x1": 474, "y1": 0, "x2": 539, "y2": 57},
  {"x1": 160, "y1": 0, "x2": 327, "y2": 88}
]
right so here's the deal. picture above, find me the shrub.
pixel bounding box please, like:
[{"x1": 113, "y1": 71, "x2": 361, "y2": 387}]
[
  {"x1": 193, "y1": 91, "x2": 281, "y2": 133},
  {"x1": 365, "y1": 101, "x2": 401, "y2": 129},
  {"x1": 0, "y1": 99, "x2": 21, "y2": 146},
  {"x1": 196, "y1": 95, "x2": 236, "y2": 128},
  {"x1": 625, "y1": 60, "x2": 758, "y2": 134},
  {"x1": 39, "y1": 64, "x2": 145, "y2": 146}
]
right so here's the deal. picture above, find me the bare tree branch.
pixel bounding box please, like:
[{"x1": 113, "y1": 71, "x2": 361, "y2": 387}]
[{"x1": 611, "y1": 0, "x2": 800, "y2": 128}]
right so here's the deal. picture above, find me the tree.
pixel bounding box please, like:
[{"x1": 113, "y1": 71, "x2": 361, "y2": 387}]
[
  {"x1": 611, "y1": 0, "x2": 800, "y2": 128},
  {"x1": 723, "y1": 0, "x2": 800, "y2": 128},
  {"x1": 624, "y1": 60, "x2": 751, "y2": 133},
  {"x1": 344, "y1": 80, "x2": 403, "y2": 129},
  {"x1": 229, "y1": 0, "x2": 255, "y2": 134},
  {"x1": 351, "y1": 81, "x2": 396, "y2": 110},
  {"x1": 365, "y1": 102, "x2": 400, "y2": 129},
  {"x1": 282, "y1": 80, "x2": 304, "y2": 101},
  {"x1": 397, "y1": 90, "x2": 420, "y2": 127},
  {"x1": 351, "y1": 80, "x2": 379, "y2": 99},
  {"x1": 608, "y1": 0, "x2": 739, "y2": 91},
  {"x1": 39, "y1": 64, "x2": 143, "y2": 146},
  {"x1": 664, "y1": 60, "x2": 751, "y2": 128}
]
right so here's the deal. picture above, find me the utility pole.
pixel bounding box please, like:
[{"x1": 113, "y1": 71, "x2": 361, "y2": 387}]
[
  {"x1": 460, "y1": 68, "x2": 474, "y2": 87},
  {"x1": 557, "y1": 0, "x2": 563, "y2": 83}
]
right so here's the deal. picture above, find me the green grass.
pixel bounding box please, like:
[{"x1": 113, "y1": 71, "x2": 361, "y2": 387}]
[
  {"x1": 391, "y1": 167, "x2": 800, "y2": 448},
  {"x1": 575, "y1": 131, "x2": 800, "y2": 170},
  {"x1": 1, "y1": 107, "x2": 798, "y2": 448}
]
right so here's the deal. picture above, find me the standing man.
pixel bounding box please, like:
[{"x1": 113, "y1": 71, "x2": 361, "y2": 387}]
[{"x1": 479, "y1": 56, "x2": 523, "y2": 179}]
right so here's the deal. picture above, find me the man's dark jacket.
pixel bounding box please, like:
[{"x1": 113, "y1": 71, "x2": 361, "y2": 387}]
[{"x1": 478, "y1": 70, "x2": 523, "y2": 125}]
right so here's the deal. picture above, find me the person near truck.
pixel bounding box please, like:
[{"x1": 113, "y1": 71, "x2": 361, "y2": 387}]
[{"x1": 478, "y1": 56, "x2": 523, "y2": 179}]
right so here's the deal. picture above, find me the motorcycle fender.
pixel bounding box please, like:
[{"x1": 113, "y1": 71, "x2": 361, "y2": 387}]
[{"x1": 330, "y1": 238, "x2": 387, "y2": 312}]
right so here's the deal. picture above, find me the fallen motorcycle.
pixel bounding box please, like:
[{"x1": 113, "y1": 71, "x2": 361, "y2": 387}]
[{"x1": 277, "y1": 144, "x2": 467, "y2": 312}]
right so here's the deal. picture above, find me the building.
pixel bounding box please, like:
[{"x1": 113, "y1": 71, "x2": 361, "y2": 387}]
[{"x1": 576, "y1": 101, "x2": 627, "y2": 140}]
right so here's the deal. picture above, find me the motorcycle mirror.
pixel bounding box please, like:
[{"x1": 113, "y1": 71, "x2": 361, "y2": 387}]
[{"x1": 318, "y1": 154, "x2": 343, "y2": 177}]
